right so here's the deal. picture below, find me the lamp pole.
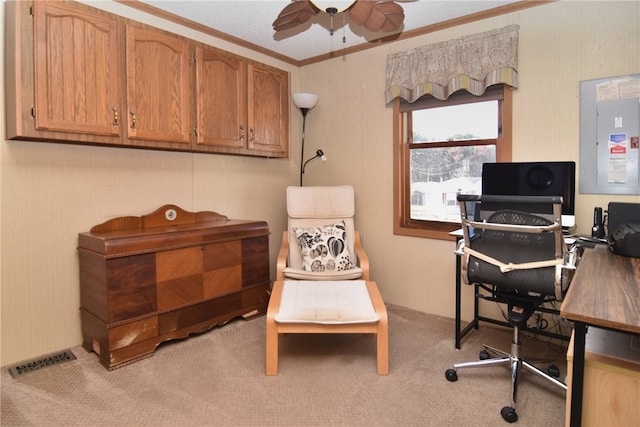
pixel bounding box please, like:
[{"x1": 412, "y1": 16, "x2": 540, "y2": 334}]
[{"x1": 299, "y1": 107, "x2": 309, "y2": 186}]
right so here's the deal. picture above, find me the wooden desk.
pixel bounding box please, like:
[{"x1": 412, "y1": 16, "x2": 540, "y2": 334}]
[{"x1": 560, "y1": 244, "x2": 640, "y2": 427}]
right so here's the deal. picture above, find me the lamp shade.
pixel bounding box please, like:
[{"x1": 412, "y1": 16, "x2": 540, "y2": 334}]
[{"x1": 292, "y1": 93, "x2": 319, "y2": 110}]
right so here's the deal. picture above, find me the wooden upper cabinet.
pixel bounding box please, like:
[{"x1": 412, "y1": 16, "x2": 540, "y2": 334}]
[
  {"x1": 34, "y1": 2, "x2": 120, "y2": 136},
  {"x1": 247, "y1": 63, "x2": 289, "y2": 157},
  {"x1": 5, "y1": 0, "x2": 122, "y2": 143},
  {"x1": 195, "y1": 46, "x2": 246, "y2": 149},
  {"x1": 5, "y1": 0, "x2": 289, "y2": 158},
  {"x1": 125, "y1": 25, "x2": 191, "y2": 146},
  {"x1": 194, "y1": 46, "x2": 289, "y2": 157}
]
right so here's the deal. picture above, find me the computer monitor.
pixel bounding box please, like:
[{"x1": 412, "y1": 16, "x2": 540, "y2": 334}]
[{"x1": 481, "y1": 161, "x2": 576, "y2": 228}]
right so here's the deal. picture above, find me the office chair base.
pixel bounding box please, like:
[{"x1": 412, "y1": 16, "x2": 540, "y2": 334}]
[
  {"x1": 480, "y1": 345, "x2": 561, "y2": 378},
  {"x1": 501, "y1": 406, "x2": 518, "y2": 423},
  {"x1": 445, "y1": 327, "x2": 567, "y2": 423}
]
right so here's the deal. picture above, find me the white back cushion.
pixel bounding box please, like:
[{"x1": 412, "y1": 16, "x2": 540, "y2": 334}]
[{"x1": 286, "y1": 186, "x2": 357, "y2": 271}]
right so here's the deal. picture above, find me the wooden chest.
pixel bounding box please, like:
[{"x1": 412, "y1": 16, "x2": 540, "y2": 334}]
[{"x1": 78, "y1": 204, "x2": 270, "y2": 370}]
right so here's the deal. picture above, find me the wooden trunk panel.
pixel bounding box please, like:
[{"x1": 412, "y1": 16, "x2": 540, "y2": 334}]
[
  {"x1": 241, "y1": 284, "x2": 271, "y2": 308},
  {"x1": 109, "y1": 316, "x2": 159, "y2": 351},
  {"x1": 158, "y1": 293, "x2": 241, "y2": 334},
  {"x1": 79, "y1": 250, "x2": 109, "y2": 322},
  {"x1": 106, "y1": 254, "x2": 157, "y2": 323},
  {"x1": 202, "y1": 240, "x2": 243, "y2": 296},
  {"x1": 242, "y1": 236, "x2": 271, "y2": 286},
  {"x1": 203, "y1": 240, "x2": 242, "y2": 270},
  {"x1": 156, "y1": 246, "x2": 203, "y2": 281},
  {"x1": 204, "y1": 267, "x2": 242, "y2": 297},
  {"x1": 80, "y1": 310, "x2": 108, "y2": 356},
  {"x1": 156, "y1": 274, "x2": 204, "y2": 311}
]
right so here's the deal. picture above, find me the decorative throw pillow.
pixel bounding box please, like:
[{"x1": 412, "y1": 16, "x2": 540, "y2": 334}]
[{"x1": 293, "y1": 221, "x2": 355, "y2": 273}]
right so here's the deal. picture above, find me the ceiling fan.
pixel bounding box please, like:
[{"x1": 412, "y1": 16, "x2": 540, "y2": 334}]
[{"x1": 273, "y1": 0, "x2": 406, "y2": 34}]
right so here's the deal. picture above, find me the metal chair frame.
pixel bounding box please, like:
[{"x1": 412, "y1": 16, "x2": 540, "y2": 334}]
[{"x1": 446, "y1": 195, "x2": 579, "y2": 423}]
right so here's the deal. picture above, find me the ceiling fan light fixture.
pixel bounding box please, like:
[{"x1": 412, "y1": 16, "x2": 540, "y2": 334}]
[
  {"x1": 309, "y1": 1, "x2": 357, "y2": 14},
  {"x1": 273, "y1": 0, "x2": 405, "y2": 35}
]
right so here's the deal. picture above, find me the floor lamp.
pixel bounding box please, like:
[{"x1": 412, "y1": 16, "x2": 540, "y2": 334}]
[{"x1": 292, "y1": 92, "x2": 321, "y2": 186}]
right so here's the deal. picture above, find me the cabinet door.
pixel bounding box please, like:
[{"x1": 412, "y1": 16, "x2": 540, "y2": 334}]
[
  {"x1": 195, "y1": 46, "x2": 246, "y2": 150},
  {"x1": 33, "y1": 1, "x2": 120, "y2": 136},
  {"x1": 247, "y1": 62, "x2": 289, "y2": 157},
  {"x1": 125, "y1": 25, "x2": 191, "y2": 145}
]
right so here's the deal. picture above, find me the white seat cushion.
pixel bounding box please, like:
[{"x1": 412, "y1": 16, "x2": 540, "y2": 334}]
[
  {"x1": 274, "y1": 280, "x2": 380, "y2": 324},
  {"x1": 283, "y1": 267, "x2": 363, "y2": 281}
]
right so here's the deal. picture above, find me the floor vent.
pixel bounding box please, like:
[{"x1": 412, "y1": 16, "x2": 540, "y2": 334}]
[{"x1": 8, "y1": 350, "x2": 76, "y2": 378}]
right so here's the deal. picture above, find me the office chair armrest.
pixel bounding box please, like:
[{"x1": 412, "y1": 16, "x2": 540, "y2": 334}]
[
  {"x1": 276, "y1": 231, "x2": 289, "y2": 282},
  {"x1": 354, "y1": 231, "x2": 370, "y2": 281}
]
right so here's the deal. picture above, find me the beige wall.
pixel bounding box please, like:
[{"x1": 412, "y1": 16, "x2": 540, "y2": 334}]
[
  {"x1": 1, "y1": 1, "x2": 639, "y2": 366},
  {"x1": 299, "y1": 0, "x2": 639, "y2": 318}
]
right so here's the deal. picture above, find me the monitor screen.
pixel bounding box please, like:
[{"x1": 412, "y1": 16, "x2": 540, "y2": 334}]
[{"x1": 481, "y1": 161, "x2": 576, "y2": 227}]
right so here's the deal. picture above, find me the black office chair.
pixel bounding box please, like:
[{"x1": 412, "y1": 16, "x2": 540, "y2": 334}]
[{"x1": 445, "y1": 195, "x2": 579, "y2": 423}]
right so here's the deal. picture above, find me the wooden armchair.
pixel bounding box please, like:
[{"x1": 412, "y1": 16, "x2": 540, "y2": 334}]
[{"x1": 266, "y1": 186, "x2": 388, "y2": 376}]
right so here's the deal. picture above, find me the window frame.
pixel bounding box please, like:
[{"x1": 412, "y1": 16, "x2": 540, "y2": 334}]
[{"x1": 393, "y1": 86, "x2": 513, "y2": 241}]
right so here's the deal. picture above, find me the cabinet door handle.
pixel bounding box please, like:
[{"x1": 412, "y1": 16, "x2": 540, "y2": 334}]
[
  {"x1": 239, "y1": 126, "x2": 245, "y2": 142},
  {"x1": 129, "y1": 110, "x2": 137, "y2": 130},
  {"x1": 250, "y1": 128, "x2": 255, "y2": 144},
  {"x1": 112, "y1": 106, "x2": 119, "y2": 127}
]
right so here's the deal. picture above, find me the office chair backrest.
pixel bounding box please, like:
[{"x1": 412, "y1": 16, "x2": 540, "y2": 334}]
[{"x1": 458, "y1": 195, "x2": 567, "y2": 299}]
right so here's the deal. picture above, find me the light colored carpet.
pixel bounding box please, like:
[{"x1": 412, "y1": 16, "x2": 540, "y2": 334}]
[{"x1": 1, "y1": 304, "x2": 568, "y2": 426}]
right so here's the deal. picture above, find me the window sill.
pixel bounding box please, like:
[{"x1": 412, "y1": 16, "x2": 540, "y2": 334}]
[{"x1": 393, "y1": 224, "x2": 459, "y2": 241}]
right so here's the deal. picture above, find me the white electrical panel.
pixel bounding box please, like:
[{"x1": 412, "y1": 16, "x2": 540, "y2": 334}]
[{"x1": 579, "y1": 74, "x2": 640, "y2": 195}]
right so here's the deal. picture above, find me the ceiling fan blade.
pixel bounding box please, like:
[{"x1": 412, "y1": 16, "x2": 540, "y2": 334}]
[
  {"x1": 273, "y1": 1, "x2": 320, "y2": 32},
  {"x1": 349, "y1": 0, "x2": 404, "y2": 33}
]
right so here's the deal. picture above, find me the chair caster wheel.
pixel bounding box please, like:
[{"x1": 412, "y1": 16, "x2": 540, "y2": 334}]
[
  {"x1": 548, "y1": 364, "x2": 560, "y2": 377},
  {"x1": 479, "y1": 349, "x2": 491, "y2": 360},
  {"x1": 445, "y1": 369, "x2": 458, "y2": 382},
  {"x1": 501, "y1": 406, "x2": 518, "y2": 423}
]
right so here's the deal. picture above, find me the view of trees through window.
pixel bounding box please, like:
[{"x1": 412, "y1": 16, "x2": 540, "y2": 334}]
[{"x1": 409, "y1": 101, "x2": 498, "y2": 223}]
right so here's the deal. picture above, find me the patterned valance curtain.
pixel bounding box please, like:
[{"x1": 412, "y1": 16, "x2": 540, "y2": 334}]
[{"x1": 385, "y1": 25, "x2": 519, "y2": 103}]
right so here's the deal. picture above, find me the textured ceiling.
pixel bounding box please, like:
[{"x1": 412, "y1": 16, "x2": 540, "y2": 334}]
[{"x1": 136, "y1": 0, "x2": 525, "y2": 63}]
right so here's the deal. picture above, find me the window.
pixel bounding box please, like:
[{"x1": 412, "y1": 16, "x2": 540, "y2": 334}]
[{"x1": 393, "y1": 86, "x2": 512, "y2": 240}]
